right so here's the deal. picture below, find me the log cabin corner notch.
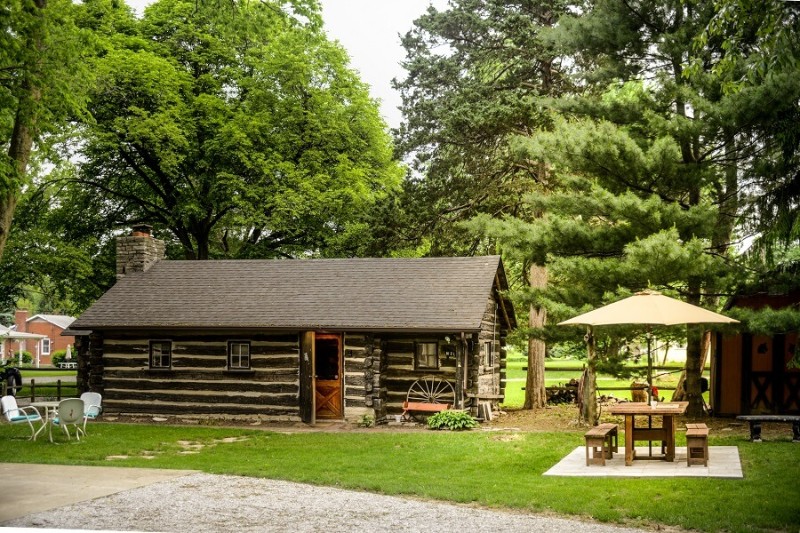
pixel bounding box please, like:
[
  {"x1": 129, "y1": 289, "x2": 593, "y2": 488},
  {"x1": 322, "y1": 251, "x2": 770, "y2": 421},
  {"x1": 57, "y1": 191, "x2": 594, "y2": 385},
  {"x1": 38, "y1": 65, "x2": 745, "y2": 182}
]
[{"x1": 70, "y1": 246, "x2": 516, "y2": 425}]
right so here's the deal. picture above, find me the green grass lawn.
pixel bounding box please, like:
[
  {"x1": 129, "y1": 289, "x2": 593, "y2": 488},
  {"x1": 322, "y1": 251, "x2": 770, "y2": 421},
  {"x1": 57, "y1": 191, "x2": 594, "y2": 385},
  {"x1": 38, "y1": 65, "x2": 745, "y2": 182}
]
[
  {"x1": 1, "y1": 360, "x2": 791, "y2": 532},
  {"x1": 24, "y1": 370, "x2": 77, "y2": 378},
  {"x1": 0, "y1": 422, "x2": 797, "y2": 533}
]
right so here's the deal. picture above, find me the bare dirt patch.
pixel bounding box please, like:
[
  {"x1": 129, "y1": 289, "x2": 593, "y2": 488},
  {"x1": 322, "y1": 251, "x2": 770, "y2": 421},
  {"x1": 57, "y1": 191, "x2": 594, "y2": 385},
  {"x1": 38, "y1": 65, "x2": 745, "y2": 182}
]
[
  {"x1": 100, "y1": 404, "x2": 770, "y2": 441},
  {"x1": 489, "y1": 402, "x2": 764, "y2": 441}
]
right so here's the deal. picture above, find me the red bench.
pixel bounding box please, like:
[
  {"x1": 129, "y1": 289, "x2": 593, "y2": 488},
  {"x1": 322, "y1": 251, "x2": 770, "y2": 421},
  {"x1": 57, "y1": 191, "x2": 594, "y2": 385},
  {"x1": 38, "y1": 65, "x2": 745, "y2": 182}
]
[{"x1": 402, "y1": 401, "x2": 450, "y2": 420}]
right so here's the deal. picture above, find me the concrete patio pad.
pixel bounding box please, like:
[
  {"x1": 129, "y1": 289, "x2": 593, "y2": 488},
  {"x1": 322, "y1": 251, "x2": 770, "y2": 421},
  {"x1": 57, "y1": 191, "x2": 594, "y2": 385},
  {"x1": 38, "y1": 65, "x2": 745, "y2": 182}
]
[
  {"x1": 0, "y1": 463, "x2": 197, "y2": 522},
  {"x1": 544, "y1": 446, "x2": 743, "y2": 478}
]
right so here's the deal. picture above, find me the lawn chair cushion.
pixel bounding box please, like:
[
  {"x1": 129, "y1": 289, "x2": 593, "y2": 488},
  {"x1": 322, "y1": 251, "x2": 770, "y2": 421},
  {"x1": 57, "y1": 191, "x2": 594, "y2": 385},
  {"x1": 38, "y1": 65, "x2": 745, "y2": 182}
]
[{"x1": 10, "y1": 414, "x2": 40, "y2": 423}]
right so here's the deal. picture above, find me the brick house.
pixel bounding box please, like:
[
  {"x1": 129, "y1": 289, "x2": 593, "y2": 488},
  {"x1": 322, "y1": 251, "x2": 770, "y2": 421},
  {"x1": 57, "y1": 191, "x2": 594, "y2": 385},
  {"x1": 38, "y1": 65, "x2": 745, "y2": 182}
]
[{"x1": 9, "y1": 310, "x2": 77, "y2": 366}]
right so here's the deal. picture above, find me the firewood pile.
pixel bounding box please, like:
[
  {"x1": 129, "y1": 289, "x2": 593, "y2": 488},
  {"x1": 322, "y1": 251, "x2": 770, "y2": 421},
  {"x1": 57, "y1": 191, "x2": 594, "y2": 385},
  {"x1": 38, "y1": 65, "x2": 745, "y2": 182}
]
[{"x1": 546, "y1": 379, "x2": 579, "y2": 405}]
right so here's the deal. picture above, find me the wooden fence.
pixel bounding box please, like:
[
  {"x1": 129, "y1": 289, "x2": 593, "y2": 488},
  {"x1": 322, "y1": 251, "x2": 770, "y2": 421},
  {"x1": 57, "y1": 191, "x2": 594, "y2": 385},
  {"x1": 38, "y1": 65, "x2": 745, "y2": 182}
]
[
  {"x1": 2, "y1": 368, "x2": 78, "y2": 402},
  {"x1": 514, "y1": 364, "x2": 691, "y2": 393}
]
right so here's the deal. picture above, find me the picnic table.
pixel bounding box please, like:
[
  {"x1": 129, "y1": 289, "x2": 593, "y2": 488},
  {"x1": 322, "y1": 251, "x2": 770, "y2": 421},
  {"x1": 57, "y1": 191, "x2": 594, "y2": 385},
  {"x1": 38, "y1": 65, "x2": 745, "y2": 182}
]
[{"x1": 608, "y1": 401, "x2": 688, "y2": 466}]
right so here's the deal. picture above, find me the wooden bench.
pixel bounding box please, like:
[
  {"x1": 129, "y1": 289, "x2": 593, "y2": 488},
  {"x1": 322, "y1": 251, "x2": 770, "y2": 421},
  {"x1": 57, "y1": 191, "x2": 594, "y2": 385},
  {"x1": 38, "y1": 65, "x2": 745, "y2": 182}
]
[
  {"x1": 736, "y1": 415, "x2": 800, "y2": 442},
  {"x1": 685, "y1": 423, "x2": 709, "y2": 467},
  {"x1": 585, "y1": 423, "x2": 618, "y2": 466},
  {"x1": 401, "y1": 401, "x2": 450, "y2": 421}
]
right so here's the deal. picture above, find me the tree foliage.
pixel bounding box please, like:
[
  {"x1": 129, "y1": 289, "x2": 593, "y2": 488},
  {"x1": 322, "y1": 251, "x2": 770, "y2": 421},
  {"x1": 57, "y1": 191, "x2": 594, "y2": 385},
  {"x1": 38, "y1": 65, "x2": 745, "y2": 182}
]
[
  {"x1": 0, "y1": 0, "x2": 90, "y2": 261},
  {"x1": 394, "y1": 0, "x2": 572, "y2": 255},
  {"x1": 698, "y1": 0, "x2": 800, "y2": 260},
  {"x1": 398, "y1": 0, "x2": 799, "y2": 418},
  {"x1": 0, "y1": 166, "x2": 116, "y2": 315},
  {"x1": 70, "y1": 0, "x2": 402, "y2": 259}
]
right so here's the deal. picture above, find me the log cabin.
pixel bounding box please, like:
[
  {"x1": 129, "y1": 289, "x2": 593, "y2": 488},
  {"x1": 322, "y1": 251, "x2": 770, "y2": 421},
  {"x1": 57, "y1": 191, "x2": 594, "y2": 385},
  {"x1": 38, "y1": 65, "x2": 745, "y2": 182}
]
[{"x1": 69, "y1": 226, "x2": 516, "y2": 424}]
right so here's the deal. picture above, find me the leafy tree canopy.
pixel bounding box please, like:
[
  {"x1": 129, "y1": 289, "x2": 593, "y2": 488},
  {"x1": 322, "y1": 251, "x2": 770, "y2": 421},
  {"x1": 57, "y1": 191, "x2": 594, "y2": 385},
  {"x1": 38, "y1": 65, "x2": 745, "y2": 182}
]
[
  {"x1": 0, "y1": 0, "x2": 92, "y2": 260},
  {"x1": 69, "y1": 0, "x2": 402, "y2": 260}
]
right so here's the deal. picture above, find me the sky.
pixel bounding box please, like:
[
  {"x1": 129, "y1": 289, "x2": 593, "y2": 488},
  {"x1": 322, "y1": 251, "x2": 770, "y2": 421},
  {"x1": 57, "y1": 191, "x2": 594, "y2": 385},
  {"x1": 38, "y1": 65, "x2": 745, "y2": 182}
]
[{"x1": 125, "y1": 0, "x2": 448, "y2": 129}]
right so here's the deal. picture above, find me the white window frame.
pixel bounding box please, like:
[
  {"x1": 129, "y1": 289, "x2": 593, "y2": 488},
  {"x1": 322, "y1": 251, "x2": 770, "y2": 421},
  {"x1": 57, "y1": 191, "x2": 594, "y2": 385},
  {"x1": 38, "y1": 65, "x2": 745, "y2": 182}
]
[
  {"x1": 41, "y1": 338, "x2": 51, "y2": 355},
  {"x1": 149, "y1": 340, "x2": 172, "y2": 369},
  {"x1": 414, "y1": 341, "x2": 439, "y2": 370},
  {"x1": 228, "y1": 341, "x2": 251, "y2": 370}
]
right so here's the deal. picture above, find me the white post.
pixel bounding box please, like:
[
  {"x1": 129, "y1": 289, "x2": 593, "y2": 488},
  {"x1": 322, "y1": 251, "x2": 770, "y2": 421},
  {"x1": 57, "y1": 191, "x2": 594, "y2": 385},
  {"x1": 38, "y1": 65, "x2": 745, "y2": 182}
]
[
  {"x1": 18, "y1": 340, "x2": 24, "y2": 367},
  {"x1": 35, "y1": 342, "x2": 40, "y2": 368}
]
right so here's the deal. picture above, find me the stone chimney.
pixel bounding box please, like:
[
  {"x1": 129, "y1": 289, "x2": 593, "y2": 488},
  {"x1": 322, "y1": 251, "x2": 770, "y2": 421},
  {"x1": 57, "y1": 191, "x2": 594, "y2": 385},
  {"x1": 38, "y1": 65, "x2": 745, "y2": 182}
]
[{"x1": 116, "y1": 225, "x2": 166, "y2": 280}]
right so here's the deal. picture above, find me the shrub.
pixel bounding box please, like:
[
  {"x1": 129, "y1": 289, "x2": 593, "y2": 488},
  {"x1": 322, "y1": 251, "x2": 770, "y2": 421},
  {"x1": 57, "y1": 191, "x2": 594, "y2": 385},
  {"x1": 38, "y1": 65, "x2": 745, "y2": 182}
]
[
  {"x1": 50, "y1": 350, "x2": 67, "y2": 368},
  {"x1": 5, "y1": 351, "x2": 32, "y2": 365},
  {"x1": 427, "y1": 410, "x2": 478, "y2": 431},
  {"x1": 357, "y1": 414, "x2": 374, "y2": 428}
]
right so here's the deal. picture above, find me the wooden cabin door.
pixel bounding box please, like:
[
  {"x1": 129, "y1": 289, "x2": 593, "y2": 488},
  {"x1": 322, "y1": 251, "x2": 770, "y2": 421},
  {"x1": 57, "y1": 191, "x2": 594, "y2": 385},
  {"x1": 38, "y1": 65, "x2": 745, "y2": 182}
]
[{"x1": 314, "y1": 334, "x2": 343, "y2": 419}]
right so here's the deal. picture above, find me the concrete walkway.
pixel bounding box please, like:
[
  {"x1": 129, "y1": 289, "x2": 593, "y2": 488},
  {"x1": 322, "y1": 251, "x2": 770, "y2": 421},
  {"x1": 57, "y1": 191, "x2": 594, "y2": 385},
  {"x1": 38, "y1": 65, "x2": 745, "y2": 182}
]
[{"x1": 0, "y1": 463, "x2": 197, "y2": 522}]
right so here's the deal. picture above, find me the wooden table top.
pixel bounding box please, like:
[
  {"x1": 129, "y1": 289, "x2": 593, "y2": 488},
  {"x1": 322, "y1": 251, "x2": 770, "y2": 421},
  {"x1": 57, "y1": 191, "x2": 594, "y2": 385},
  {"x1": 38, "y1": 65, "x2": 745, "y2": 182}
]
[{"x1": 607, "y1": 401, "x2": 688, "y2": 415}]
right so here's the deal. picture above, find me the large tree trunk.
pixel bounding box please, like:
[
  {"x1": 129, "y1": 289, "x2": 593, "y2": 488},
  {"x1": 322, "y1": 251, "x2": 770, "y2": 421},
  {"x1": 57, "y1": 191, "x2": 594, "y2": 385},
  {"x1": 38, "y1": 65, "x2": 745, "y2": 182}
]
[
  {"x1": 673, "y1": 331, "x2": 711, "y2": 396},
  {"x1": 524, "y1": 263, "x2": 548, "y2": 409},
  {"x1": 673, "y1": 130, "x2": 739, "y2": 413},
  {"x1": 683, "y1": 324, "x2": 706, "y2": 417},
  {"x1": 0, "y1": 0, "x2": 46, "y2": 262},
  {"x1": 0, "y1": 192, "x2": 19, "y2": 262},
  {"x1": 579, "y1": 327, "x2": 597, "y2": 425},
  {"x1": 1, "y1": 86, "x2": 40, "y2": 261}
]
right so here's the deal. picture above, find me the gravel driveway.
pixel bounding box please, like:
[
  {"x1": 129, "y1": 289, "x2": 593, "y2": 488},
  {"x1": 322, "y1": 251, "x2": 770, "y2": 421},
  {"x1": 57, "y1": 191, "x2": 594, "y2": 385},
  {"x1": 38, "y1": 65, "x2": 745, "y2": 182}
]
[{"x1": 7, "y1": 473, "x2": 650, "y2": 533}]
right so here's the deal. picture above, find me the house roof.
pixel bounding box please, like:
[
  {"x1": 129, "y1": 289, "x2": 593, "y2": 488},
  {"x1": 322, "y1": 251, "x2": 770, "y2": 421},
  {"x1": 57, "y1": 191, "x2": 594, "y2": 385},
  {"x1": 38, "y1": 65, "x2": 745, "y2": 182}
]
[
  {"x1": 28, "y1": 314, "x2": 76, "y2": 330},
  {"x1": 72, "y1": 256, "x2": 516, "y2": 332},
  {"x1": 0, "y1": 325, "x2": 46, "y2": 340}
]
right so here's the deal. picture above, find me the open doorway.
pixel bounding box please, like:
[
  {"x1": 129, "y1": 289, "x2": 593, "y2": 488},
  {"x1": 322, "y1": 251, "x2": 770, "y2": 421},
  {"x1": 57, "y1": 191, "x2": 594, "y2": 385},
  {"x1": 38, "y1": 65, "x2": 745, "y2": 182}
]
[{"x1": 314, "y1": 333, "x2": 342, "y2": 419}]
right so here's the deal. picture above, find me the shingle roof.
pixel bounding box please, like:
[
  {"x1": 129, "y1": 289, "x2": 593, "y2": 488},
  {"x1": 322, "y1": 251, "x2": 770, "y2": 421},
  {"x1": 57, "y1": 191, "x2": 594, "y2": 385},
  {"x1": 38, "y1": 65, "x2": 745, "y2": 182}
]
[{"x1": 72, "y1": 256, "x2": 515, "y2": 332}]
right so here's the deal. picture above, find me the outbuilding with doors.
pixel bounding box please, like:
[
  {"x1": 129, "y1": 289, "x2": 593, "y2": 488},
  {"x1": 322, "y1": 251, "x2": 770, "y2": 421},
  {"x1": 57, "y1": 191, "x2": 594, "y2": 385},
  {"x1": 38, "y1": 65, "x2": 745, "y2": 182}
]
[{"x1": 712, "y1": 290, "x2": 800, "y2": 416}]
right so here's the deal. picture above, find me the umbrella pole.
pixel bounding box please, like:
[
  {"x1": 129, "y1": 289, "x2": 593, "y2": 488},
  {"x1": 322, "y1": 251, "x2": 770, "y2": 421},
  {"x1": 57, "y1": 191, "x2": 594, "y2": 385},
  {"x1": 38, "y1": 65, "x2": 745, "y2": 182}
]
[
  {"x1": 646, "y1": 327, "x2": 654, "y2": 457},
  {"x1": 646, "y1": 328, "x2": 653, "y2": 402}
]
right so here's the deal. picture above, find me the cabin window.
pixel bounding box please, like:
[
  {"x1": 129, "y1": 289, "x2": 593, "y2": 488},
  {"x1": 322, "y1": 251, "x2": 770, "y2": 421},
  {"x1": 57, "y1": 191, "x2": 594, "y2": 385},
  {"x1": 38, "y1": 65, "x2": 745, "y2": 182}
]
[
  {"x1": 149, "y1": 340, "x2": 172, "y2": 369},
  {"x1": 415, "y1": 342, "x2": 439, "y2": 370},
  {"x1": 228, "y1": 341, "x2": 251, "y2": 370},
  {"x1": 483, "y1": 341, "x2": 493, "y2": 367},
  {"x1": 41, "y1": 338, "x2": 51, "y2": 355}
]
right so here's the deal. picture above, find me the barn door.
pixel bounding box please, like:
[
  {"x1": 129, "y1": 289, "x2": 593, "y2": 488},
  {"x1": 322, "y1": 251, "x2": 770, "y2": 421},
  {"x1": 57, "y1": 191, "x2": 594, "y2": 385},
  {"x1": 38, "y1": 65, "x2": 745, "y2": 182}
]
[
  {"x1": 314, "y1": 333, "x2": 343, "y2": 419},
  {"x1": 299, "y1": 332, "x2": 315, "y2": 424}
]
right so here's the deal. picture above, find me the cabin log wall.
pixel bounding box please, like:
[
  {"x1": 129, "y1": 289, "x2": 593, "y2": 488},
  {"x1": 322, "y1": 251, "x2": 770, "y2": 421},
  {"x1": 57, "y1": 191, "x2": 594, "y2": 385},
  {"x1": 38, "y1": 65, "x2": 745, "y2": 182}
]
[
  {"x1": 471, "y1": 295, "x2": 506, "y2": 417},
  {"x1": 85, "y1": 297, "x2": 510, "y2": 424},
  {"x1": 381, "y1": 334, "x2": 461, "y2": 416},
  {"x1": 97, "y1": 332, "x2": 301, "y2": 421}
]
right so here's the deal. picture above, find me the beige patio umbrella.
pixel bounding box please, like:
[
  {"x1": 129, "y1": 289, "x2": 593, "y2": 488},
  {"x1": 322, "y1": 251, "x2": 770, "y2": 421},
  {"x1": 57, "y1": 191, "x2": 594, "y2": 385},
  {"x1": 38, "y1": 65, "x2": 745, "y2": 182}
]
[{"x1": 559, "y1": 290, "x2": 739, "y2": 399}]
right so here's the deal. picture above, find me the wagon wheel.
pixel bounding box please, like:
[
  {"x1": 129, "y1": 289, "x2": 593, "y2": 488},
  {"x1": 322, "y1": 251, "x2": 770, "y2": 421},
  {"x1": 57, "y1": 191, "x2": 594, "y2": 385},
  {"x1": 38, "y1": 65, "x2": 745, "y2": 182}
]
[{"x1": 406, "y1": 376, "x2": 455, "y2": 421}]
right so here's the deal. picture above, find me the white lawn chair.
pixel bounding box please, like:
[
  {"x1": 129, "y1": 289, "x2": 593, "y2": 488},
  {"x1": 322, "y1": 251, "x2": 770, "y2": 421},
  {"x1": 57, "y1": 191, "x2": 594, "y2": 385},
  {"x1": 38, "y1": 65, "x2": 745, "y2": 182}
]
[
  {"x1": 1, "y1": 395, "x2": 44, "y2": 440},
  {"x1": 50, "y1": 398, "x2": 85, "y2": 442},
  {"x1": 80, "y1": 392, "x2": 103, "y2": 434}
]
